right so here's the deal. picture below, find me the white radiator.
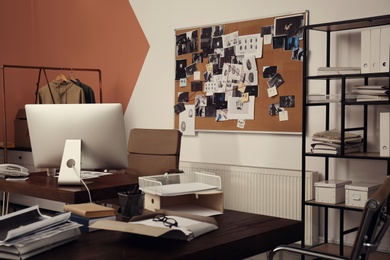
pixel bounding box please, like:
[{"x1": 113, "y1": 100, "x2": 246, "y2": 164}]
[{"x1": 179, "y1": 161, "x2": 319, "y2": 246}]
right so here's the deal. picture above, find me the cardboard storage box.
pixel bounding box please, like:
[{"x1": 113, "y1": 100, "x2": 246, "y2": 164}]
[
  {"x1": 14, "y1": 109, "x2": 31, "y2": 148},
  {"x1": 144, "y1": 190, "x2": 223, "y2": 216},
  {"x1": 345, "y1": 182, "x2": 380, "y2": 208},
  {"x1": 315, "y1": 179, "x2": 352, "y2": 204}
]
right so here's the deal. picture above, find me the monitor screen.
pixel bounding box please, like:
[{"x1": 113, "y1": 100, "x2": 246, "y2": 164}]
[{"x1": 25, "y1": 103, "x2": 128, "y2": 183}]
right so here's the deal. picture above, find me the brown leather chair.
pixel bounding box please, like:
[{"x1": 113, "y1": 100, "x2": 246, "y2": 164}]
[
  {"x1": 268, "y1": 175, "x2": 390, "y2": 260},
  {"x1": 98, "y1": 128, "x2": 182, "y2": 208},
  {"x1": 126, "y1": 128, "x2": 182, "y2": 177}
]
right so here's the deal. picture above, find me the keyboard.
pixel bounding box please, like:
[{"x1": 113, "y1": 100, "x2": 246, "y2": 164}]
[{"x1": 80, "y1": 171, "x2": 113, "y2": 179}]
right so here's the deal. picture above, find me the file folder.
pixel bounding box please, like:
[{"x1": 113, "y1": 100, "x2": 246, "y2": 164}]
[
  {"x1": 380, "y1": 112, "x2": 390, "y2": 157},
  {"x1": 361, "y1": 29, "x2": 371, "y2": 73},
  {"x1": 380, "y1": 27, "x2": 390, "y2": 72},
  {"x1": 370, "y1": 28, "x2": 381, "y2": 73}
]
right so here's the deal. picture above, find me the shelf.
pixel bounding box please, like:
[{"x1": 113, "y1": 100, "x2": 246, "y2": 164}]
[
  {"x1": 306, "y1": 14, "x2": 390, "y2": 32},
  {"x1": 306, "y1": 100, "x2": 390, "y2": 106},
  {"x1": 302, "y1": 14, "x2": 390, "y2": 255},
  {"x1": 305, "y1": 200, "x2": 363, "y2": 212},
  {"x1": 306, "y1": 71, "x2": 389, "y2": 80},
  {"x1": 305, "y1": 151, "x2": 390, "y2": 160}
]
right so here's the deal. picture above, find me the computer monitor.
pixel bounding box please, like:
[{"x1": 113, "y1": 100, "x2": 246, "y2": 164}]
[{"x1": 25, "y1": 103, "x2": 128, "y2": 185}]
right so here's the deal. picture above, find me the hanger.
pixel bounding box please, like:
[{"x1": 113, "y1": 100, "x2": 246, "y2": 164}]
[
  {"x1": 55, "y1": 69, "x2": 68, "y2": 83},
  {"x1": 69, "y1": 68, "x2": 77, "y2": 82}
]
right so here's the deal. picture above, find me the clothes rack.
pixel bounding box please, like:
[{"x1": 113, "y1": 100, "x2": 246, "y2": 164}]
[{"x1": 1, "y1": 64, "x2": 103, "y2": 163}]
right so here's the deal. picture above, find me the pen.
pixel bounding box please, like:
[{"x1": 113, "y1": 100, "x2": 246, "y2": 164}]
[{"x1": 131, "y1": 184, "x2": 140, "y2": 195}]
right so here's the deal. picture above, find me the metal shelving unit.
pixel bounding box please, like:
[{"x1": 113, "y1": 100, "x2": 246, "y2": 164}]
[{"x1": 301, "y1": 15, "x2": 390, "y2": 256}]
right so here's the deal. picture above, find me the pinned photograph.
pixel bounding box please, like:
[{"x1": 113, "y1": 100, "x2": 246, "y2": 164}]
[
  {"x1": 212, "y1": 25, "x2": 224, "y2": 37},
  {"x1": 174, "y1": 102, "x2": 185, "y2": 114},
  {"x1": 235, "y1": 34, "x2": 263, "y2": 58},
  {"x1": 242, "y1": 71, "x2": 258, "y2": 85},
  {"x1": 176, "y1": 30, "x2": 198, "y2": 56},
  {"x1": 292, "y1": 47, "x2": 304, "y2": 61},
  {"x1": 285, "y1": 37, "x2": 299, "y2": 51},
  {"x1": 179, "y1": 104, "x2": 195, "y2": 136},
  {"x1": 261, "y1": 25, "x2": 274, "y2": 45},
  {"x1": 222, "y1": 31, "x2": 239, "y2": 48},
  {"x1": 244, "y1": 85, "x2": 259, "y2": 97},
  {"x1": 214, "y1": 93, "x2": 228, "y2": 109},
  {"x1": 269, "y1": 102, "x2": 281, "y2": 116},
  {"x1": 215, "y1": 109, "x2": 228, "y2": 122},
  {"x1": 274, "y1": 14, "x2": 305, "y2": 38},
  {"x1": 272, "y1": 36, "x2": 285, "y2": 49},
  {"x1": 243, "y1": 55, "x2": 257, "y2": 73},
  {"x1": 175, "y1": 59, "x2": 187, "y2": 80},
  {"x1": 205, "y1": 106, "x2": 216, "y2": 117},
  {"x1": 195, "y1": 95, "x2": 212, "y2": 117},
  {"x1": 191, "y1": 81, "x2": 202, "y2": 92},
  {"x1": 192, "y1": 53, "x2": 203, "y2": 63},
  {"x1": 185, "y1": 63, "x2": 197, "y2": 77},
  {"x1": 263, "y1": 66, "x2": 277, "y2": 78},
  {"x1": 201, "y1": 27, "x2": 213, "y2": 56},
  {"x1": 280, "y1": 95, "x2": 295, "y2": 108},
  {"x1": 267, "y1": 73, "x2": 284, "y2": 88},
  {"x1": 178, "y1": 92, "x2": 189, "y2": 103},
  {"x1": 227, "y1": 96, "x2": 255, "y2": 120}
]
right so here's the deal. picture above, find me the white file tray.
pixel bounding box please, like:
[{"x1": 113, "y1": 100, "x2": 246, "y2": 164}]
[{"x1": 139, "y1": 172, "x2": 221, "y2": 196}]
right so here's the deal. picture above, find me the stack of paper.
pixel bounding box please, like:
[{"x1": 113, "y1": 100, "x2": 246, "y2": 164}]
[
  {"x1": 311, "y1": 142, "x2": 362, "y2": 155},
  {"x1": 0, "y1": 205, "x2": 81, "y2": 259},
  {"x1": 311, "y1": 129, "x2": 363, "y2": 155},
  {"x1": 349, "y1": 85, "x2": 389, "y2": 102},
  {"x1": 90, "y1": 211, "x2": 218, "y2": 241}
]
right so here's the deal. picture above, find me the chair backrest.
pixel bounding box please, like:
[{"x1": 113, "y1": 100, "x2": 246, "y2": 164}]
[
  {"x1": 350, "y1": 176, "x2": 390, "y2": 260},
  {"x1": 126, "y1": 128, "x2": 182, "y2": 177}
]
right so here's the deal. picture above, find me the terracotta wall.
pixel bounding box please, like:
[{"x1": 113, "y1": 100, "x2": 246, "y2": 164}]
[{"x1": 0, "y1": 0, "x2": 149, "y2": 144}]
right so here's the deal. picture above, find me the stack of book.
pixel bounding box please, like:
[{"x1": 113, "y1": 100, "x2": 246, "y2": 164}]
[
  {"x1": 63, "y1": 203, "x2": 116, "y2": 232},
  {"x1": 0, "y1": 205, "x2": 81, "y2": 260},
  {"x1": 311, "y1": 129, "x2": 363, "y2": 155},
  {"x1": 350, "y1": 85, "x2": 389, "y2": 102}
]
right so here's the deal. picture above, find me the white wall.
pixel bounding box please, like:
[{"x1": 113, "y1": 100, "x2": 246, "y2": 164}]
[
  {"x1": 127, "y1": 0, "x2": 390, "y2": 169},
  {"x1": 126, "y1": 0, "x2": 390, "y2": 249}
]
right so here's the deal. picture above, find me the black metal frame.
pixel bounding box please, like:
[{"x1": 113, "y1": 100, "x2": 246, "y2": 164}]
[{"x1": 301, "y1": 15, "x2": 390, "y2": 256}]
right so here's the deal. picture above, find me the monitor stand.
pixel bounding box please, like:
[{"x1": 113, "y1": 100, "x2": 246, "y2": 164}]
[{"x1": 58, "y1": 139, "x2": 82, "y2": 185}]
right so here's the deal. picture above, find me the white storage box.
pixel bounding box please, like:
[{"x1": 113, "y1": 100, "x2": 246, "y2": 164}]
[
  {"x1": 315, "y1": 179, "x2": 352, "y2": 204},
  {"x1": 345, "y1": 182, "x2": 380, "y2": 208}
]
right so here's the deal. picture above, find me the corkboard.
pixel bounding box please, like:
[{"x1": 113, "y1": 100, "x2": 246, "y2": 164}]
[{"x1": 174, "y1": 11, "x2": 307, "y2": 133}]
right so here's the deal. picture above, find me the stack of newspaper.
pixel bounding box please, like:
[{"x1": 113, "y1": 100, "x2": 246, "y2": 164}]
[
  {"x1": 0, "y1": 205, "x2": 81, "y2": 259},
  {"x1": 311, "y1": 129, "x2": 363, "y2": 155}
]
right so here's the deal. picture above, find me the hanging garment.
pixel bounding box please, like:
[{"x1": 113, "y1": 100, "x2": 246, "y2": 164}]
[
  {"x1": 71, "y1": 79, "x2": 96, "y2": 103},
  {"x1": 37, "y1": 80, "x2": 86, "y2": 104}
]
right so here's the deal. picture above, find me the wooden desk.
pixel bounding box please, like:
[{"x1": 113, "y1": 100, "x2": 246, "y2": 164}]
[
  {"x1": 31, "y1": 210, "x2": 303, "y2": 260},
  {"x1": 0, "y1": 172, "x2": 138, "y2": 204}
]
